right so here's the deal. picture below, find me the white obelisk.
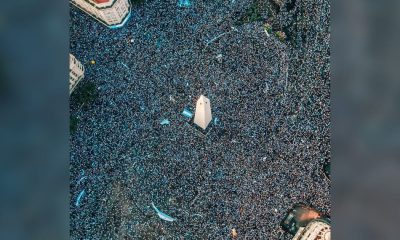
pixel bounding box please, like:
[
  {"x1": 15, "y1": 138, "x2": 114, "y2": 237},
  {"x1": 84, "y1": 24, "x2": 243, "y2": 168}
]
[{"x1": 194, "y1": 95, "x2": 212, "y2": 130}]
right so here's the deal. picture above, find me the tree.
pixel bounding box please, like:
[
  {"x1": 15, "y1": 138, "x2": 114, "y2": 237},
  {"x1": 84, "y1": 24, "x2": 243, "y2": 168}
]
[{"x1": 72, "y1": 81, "x2": 98, "y2": 106}]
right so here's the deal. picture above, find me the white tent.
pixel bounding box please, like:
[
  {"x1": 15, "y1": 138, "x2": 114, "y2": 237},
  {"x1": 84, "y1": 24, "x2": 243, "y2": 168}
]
[{"x1": 193, "y1": 95, "x2": 212, "y2": 130}]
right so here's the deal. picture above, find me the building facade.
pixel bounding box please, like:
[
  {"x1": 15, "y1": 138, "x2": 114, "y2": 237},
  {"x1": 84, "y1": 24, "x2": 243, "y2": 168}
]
[
  {"x1": 69, "y1": 54, "x2": 85, "y2": 94},
  {"x1": 292, "y1": 220, "x2": 331, "y2": 240},
  {"x1": 70, "y1": 0, "x2": 131, "y2": 28}
]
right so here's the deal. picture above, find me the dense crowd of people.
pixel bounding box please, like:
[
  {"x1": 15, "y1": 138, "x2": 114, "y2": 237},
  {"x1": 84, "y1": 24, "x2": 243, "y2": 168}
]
[{"x1": 70, "y1": 0, "x2": 330, "y2": 239}]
